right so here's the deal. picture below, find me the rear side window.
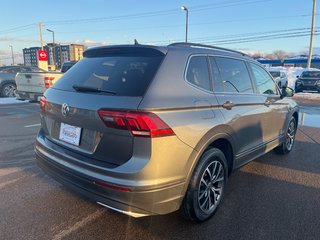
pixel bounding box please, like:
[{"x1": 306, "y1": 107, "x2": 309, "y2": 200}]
[
  {"x1": 249, "y1": 63, "x2": 278, "y2": 95},
  {"x1": 215, "y1": 57, "x2": 253, "y2": 93},
  {"x1": 52, "y1": 51, "x2": 164, "y2": 96},
  {"x1": 186, "y1": 56, "x2": 211, "y2": 91}
]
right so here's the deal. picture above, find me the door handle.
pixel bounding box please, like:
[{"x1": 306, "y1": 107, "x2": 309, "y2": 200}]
[
  {"x1": 264, "y1": 100, "x2": 272, "y2": 107},
  {"x1": 222, "y1": 101, "x2": 234, "y2": 110}
]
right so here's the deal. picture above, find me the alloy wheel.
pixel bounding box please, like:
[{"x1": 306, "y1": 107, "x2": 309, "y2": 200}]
[
  {"x1": 286, "y1": 120, "x2": 296, "y2": 151},
  {"x1": 198, "y1": 160, "x2": 225, "y2": 213}
]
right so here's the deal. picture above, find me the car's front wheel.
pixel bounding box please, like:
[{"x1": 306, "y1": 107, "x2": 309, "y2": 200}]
[
  {"x1": 275, "y1": 117, "x2": 297, "y2": 154},
  {"x1": 181, "y1": 148, "x2": 228, "y2": 222},
  {"x1": 1, "y1": 83, "x2": 17, "y2": 97}
]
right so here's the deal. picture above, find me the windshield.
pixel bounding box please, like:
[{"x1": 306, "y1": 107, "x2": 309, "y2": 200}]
[
  {"x1": 53, "y1": 53, "x2": 164, "y2": 96},
  {"x1": 301, "y1": 71, "x2": 320, "y2": 78}
]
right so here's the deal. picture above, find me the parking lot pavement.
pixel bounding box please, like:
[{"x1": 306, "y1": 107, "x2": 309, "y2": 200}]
[{"x1": 1, "y1": 102, "x2": 320, "y2": 240}]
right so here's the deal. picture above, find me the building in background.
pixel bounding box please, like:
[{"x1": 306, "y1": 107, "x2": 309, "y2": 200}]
[
  {"x1": 23, "y1": 47, "x2": 41, "y2": 67},
  {"x1": 23, "y1": 44, "x2": 85, "y2": 70}
]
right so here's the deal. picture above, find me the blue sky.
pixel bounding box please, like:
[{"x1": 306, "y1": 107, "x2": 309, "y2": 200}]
[{"x1": 0, "y1": 0, "x2": 319, "y2": 65}]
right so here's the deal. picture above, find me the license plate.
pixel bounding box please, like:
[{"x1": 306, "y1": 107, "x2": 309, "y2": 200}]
[{"x1": 59, "y1": 123, "x2": 82, "y2": 146}]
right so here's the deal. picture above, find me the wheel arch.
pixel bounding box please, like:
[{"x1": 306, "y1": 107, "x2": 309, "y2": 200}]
[{"x1": 182, "y1": 126, "x2": 237, "y2": 197}]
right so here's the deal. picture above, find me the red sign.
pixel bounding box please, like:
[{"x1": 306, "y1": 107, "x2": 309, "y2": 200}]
[{"x1": 37, "y1": 50, "x2": 48, "y2": 61}]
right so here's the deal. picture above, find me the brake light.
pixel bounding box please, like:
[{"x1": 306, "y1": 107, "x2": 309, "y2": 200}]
[
  {"x1": 44, "y1": 77, "x2": 55, "y2": 88},
  {"x1": 39, "y1": 97, "x2": 47, "y2": 111},
  {"x1": 98, "y1": 110, "x2": 175, "y2": 138}
]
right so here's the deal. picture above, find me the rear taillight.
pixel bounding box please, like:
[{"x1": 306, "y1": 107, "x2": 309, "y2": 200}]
[
  {"x1": 39, "y1": 97, "x2": 47, "y2": 111},
  {"x1": 44, "y1": 77, "x2": 55, "y2": 88},
  {"x1": 98, "y1": 110, "x2": 175, "y2": 138}
]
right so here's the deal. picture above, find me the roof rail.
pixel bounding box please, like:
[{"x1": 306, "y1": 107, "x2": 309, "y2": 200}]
[{"x1": 168, "y1": 42, "x2": 250, "y2": 57}]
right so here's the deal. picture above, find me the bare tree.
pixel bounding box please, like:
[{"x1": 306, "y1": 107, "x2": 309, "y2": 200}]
[
  {"x1": 264, "y1": 53, "x2": 275, "y2": 59},
  {"x1": 251, "y1": 52, "x2": 263, "y2": 59},
  {"x1": 273, "y1": 50, "x2": 287, "y2": 60}
]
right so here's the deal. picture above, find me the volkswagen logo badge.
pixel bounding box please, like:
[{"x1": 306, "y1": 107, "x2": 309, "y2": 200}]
[{"x1": 61, "y1": 103, "x2": 70, "y2": 117}]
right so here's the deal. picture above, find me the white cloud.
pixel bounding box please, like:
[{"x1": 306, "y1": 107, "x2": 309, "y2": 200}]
[{"x1": 61, "y1": 39, "x2": 110, "y2": 48}]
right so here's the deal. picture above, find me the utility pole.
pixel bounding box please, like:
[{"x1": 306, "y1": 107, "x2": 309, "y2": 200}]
[
  {"x1": 307, "y1": 0, "x2": 316, "y2": 69},
  {"x1": 9, "y1": 45, "x2": 14, "y2": 65},
  {"x1": 39, "y1": 22, "x2": 44, "y2": 50},
  {"x1": 47, "y1": 29, "x2": 55, "y2": 69}
]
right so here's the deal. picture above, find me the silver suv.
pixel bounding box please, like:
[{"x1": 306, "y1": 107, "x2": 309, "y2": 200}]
[{"x1": 35, "y1": 43, "x2": 298, "y2": 222}]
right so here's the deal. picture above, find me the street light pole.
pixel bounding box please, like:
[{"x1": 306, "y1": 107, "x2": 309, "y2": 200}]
[
  {"x1": 9, "y1": 45, "x2": 14, "y2": 66},
  {"x1": 181, "y1": 6, "x2": 189, "y2": 43},
  {"x1": 307, "y1": 0, "x2": 317, "y2": 69},
  {"x1": 47, "y1": 29, "x2": 55, "y2": 69}
]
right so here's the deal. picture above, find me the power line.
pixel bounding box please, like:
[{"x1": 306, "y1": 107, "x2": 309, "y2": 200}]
[
  {"x1": 143, "y1": 27, "x2": 320, "y2": 44},
  {"x1": 51, "y1": 14, "x2": 317, "y2": 35},
  {"x1": 42, "y1": 0, "x2": 269, "y2": 26},
  {"x1": 0, "y1": 24, "x2": 36, "y2": 34},
  {"x1": 203, "y1": 31, "x2": 319, "y2": 45}
]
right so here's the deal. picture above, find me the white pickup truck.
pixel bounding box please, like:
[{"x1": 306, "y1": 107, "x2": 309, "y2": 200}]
[
  {"x1": 15, "y1": 71, "x2": 63, "y2": 101},
  {"x1": 15, "y1": 62, "x2": 76, "y2": 101}
]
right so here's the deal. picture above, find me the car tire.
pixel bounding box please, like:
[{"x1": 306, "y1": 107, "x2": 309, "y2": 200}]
[
  {"x1": 0, "y1": 82, "x2": 17, "y2": 97},
  {"x1": 181, "y1": 147, "x2": 228, "y2": 222},
  {"x1": 275, "y1": 117, "x2": 297, "y2": 155}
]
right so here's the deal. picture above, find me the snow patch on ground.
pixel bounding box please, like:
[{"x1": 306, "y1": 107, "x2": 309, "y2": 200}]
[
  {"x1": 0, "y1": 98, "x2": 28, "y2": 105},
  {"x1": 294, "y1": 92, "x2": 320, "y2": 99}
]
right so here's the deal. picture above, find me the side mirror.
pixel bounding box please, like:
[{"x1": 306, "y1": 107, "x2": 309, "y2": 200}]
[
  {"x1": 296, "y1": 75, "x2": 300, "y2": 78},
  {"x1": 281, "y1": 87, "x2": 294, "y2": 98}
]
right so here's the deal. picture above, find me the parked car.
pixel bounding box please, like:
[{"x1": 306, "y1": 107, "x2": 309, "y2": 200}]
[
  {"x1": 268, "y1": 69, "x2": 288, "y2": 88},
  {"x1": 15, "y1": 62, "x2": 76, "y2": 101},
  {"x1": 295, "y1": 70, "x2": 320, "y2": 93},
  {"x1": 35, "y1": 43, "x2": 298, "y2": 222},
  {"x1": 0, "y1": 66, "x2": 42, "y2": 97}
]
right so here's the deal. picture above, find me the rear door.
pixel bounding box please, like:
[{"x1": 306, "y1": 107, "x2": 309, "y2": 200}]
[{"x1": 209, "y1": 56, "x2": 274, "y2": 166}]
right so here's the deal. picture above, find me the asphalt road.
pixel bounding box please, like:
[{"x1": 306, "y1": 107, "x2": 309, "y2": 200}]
[{"x1": 1, "y1": 101, "x2": 320, "y2": 240}]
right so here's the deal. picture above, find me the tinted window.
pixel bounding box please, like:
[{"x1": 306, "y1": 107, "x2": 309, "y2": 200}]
[
  {"x1": 186, "y1": 56, "x2": 211, "y2": 91},
  {"x1": 52, "y1": 54, "x2": 164, "y2": 96},
  {"x1": 209, "y1": 57, "x2": 224, "y2": 92},
  {"x1": 249, "y1": 63, "x2": 277, "y2": 94},
  {"x1": 301, "y1": 71, "x2": 320, "y2": 78},
  {"x1": 61, "y1": 62, "x2": 76, "y2": 73},
  {"x1": 1, "y1": 68, "x2": 18, "y2": 73},
  {"x1": 215, "y1": 57, "x2": 253, "y2": 93},
  {"x1": 269, "y1": 71, "x2": 280, "y2": 78}
]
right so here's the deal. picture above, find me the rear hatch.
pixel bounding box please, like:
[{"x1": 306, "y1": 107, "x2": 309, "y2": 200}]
[
  {"x1": 40, "y1": 46, "x2": 166, "y2": 167},
  {"x1": 16, "y1": 72, "x2": 62, "y2": 93}
]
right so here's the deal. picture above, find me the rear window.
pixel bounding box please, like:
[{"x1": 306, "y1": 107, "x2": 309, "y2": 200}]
[
  {"x1": 52, "y1": 50, "x2": 164, "y2": 96},
  {"x1": 301, "y1": 71, "x2": 320, "y2": 78},
  {"x1": 269, "y1": 71, "x2": 280, "y2": 78}
]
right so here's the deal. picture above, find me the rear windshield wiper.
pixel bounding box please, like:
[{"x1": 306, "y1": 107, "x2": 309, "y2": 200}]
[{"x1": 72, "y1": 85, "x2": 116, "y2": 95}]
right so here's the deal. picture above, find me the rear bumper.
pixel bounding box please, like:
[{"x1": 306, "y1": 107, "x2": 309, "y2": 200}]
[
  {"x1": 16, "y1": 91, "x2": 42, "y2": 102},
  {"x1": 35, "y1": 134, "x2": 191, "y2": 217}
]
